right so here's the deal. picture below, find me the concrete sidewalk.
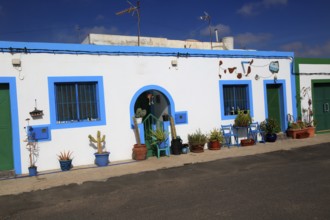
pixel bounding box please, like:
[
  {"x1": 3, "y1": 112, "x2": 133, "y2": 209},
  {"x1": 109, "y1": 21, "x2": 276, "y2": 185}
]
[{"x1": 1, "y1": 134, "x2": 329, "y2": 196}]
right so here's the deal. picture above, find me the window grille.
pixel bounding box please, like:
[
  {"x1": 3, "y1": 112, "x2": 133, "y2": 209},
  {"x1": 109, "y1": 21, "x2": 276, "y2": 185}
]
[
  {"x1": 223, "y1": 85, "x2": 249, "y2": 115},
  {"x1": 55, "y1": 82, "x2": 99, "y2": 123}
]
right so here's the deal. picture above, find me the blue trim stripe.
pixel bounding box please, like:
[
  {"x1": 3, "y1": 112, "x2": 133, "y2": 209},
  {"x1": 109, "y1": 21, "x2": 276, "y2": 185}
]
[
  {"x1": 0, "y1": 77, "x2": 21, "y2": 174},
  {"x1": 0, "y1": 41, "x2": 294, "y2": 58},
  {"x1": 48, "y1": 76, "x2": 106, "y2": 129}
]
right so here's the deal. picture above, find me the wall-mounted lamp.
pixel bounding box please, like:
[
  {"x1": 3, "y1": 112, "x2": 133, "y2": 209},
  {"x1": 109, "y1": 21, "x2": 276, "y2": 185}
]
[
  {"x1": 12, "y1": 58, "x2": 21, "y2": 67},
  {"x1": 171, "y1": 60, "x2": 178, "y2": 67}
]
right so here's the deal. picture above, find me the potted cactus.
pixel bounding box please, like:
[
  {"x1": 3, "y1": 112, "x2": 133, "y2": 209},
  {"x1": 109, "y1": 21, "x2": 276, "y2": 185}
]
[
  {"x1": 88, "y1": 131, "x2": 109, "y2": 166},
  {"x1": 135, "y1": 108, "x2": 146, "y2": 124}
]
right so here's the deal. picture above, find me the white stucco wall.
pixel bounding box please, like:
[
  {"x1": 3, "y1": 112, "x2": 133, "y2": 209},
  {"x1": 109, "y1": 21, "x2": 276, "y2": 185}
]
[{"x1": 0, "y1": 42, "x2": 294, "y2": 174}]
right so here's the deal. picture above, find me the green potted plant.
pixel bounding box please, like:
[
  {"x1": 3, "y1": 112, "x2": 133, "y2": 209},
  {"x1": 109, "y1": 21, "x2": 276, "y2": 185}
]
[
  {"x1": 149, "y1": 128, "x2": 169, "y2": 147},
  {"x1": 208, "y1": 128, "x2": 223, "y2": 150},
  {"x1": 260, "y1": 118, "x2": 280, "y2": 142},
  {"x1": 149, "y1": 128, "x2": 170, "y2": 157},
  {"x1": 188, "y1": 129, "x2": 207, "y2": 153},
  {"x1": 287, "y1": 119, "x2": 310, "y2": 139},
  {"x1": 88, "y1": 131, "x2": 110, "y2": 166},
  {"x1": 234, "y1": 110, "x2": 252, "y2": 127},
  {"x1": 135, "y1": 108, "x2": 146, "y2": 124},
  {"x1": 58, "y1": 150, "x2": 73, "y2": 171}
]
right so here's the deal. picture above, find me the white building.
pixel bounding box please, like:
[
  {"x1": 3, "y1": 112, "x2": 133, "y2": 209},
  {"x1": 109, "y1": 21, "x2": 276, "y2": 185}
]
[
  {"x1": 0, "y1": 39, "x2": 295, "y2": 175},
  {"x1": 294, "y1": 58, "x2": 330, "y2": 133}
]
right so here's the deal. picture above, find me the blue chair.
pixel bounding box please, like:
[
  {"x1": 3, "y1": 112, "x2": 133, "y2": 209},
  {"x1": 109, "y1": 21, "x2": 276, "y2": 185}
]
[
  {"x1": 221, "y1": 124, "x2": 238, "y2": 147},
  {"x1": 156, "y1": 138, "x2": 170, "y2": 158},
  {"x1": 248, "y1": 122, "x2": 265, "y2": 144}
]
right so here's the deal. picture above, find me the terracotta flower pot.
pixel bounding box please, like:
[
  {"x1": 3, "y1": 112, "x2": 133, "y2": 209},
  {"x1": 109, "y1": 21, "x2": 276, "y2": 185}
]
[
  {"x1": 208, "y1": 141, "x2": 221, "y2": 150},
  {"x1": 190, "y1": 144, "x2": 205, "y2": 153},
  {"x1": 132, "y1": 144, "x2": 147, "y2": 160},
  {"x1": 306, "y1": 127, "x2": 315, "y2": 137}
]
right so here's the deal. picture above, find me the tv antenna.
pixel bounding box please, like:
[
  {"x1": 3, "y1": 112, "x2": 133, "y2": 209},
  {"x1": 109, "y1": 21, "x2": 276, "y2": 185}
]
[
  {"x1": 116, "y1": 1, "x2": 141, "y2": 46},
  {"x1": 199, "y1": 11, "x2": 212, "y2": 50}
]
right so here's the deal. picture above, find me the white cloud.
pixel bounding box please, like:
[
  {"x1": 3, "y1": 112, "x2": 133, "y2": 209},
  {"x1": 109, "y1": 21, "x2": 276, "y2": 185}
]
[
  {"x1": 262, "y1": 0, "x2": 288, "y2": 7},
  {"x1": 280, "y1": 40, "x2": 330, "y2": 57},
  {"x1": 237, "y1": 3, "x2": 259, "y2": 16},
  {"x1": 95, "y1": 14, "x2": 105, "y2": 21},
  {"x1": 200, "y1": 23, "x2": 231, "y2": 37},
  {"x1": 235, "y1": 32, "x2": 272, "y2": 49},
  {"x1": 237, "y1": 0, "x2": 288, "y2": 16}
]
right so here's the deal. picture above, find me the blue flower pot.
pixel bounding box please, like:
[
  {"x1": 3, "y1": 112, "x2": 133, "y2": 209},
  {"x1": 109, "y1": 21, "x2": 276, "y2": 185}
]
[
  {"x1": 94, "y1": 152, "x2": 110, "y2": 167},
  {"x1": 265, "y1": 133, "x2": 277, "y2": 142},
  {"x1": 59, "y1": 160, "x2": 72, "y2": 171},
  {"x1": 28, "y1": 166, "x2": 37, "y2": 176}
]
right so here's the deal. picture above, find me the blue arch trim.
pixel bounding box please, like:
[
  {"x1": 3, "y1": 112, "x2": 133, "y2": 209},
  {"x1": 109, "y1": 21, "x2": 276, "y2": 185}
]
[
  {"x1": 0, "y1": 77, "x2": 21, "y2": 174},
  {"x1": 130, "y1": 85, "x2": 175, "y2": 127},
  {"x1": 263, "y1": 80, "x2": 288, "y2": 131}
]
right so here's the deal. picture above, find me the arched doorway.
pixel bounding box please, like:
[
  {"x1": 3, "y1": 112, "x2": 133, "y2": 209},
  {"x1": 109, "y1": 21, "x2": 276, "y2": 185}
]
[{"x1": 130, "y1": 85, "x2": 175, "y2": 157}]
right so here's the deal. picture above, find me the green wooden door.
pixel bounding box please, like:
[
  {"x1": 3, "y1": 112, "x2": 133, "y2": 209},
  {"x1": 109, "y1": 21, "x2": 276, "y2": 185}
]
[
  {"x1": 266, "y1": 84, "x2": 282, "y2": 130},
  {"x1": 0, "y1": 84, "x2": 14, "y2": 171},
  {"x1": 313, "y1": 83, "x2": 330, "y2": 132}
]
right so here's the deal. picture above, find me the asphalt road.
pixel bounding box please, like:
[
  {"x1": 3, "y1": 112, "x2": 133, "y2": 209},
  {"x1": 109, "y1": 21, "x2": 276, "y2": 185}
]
[{"x1": 1, "y1": 143, "x2": 330, "y2": 220}]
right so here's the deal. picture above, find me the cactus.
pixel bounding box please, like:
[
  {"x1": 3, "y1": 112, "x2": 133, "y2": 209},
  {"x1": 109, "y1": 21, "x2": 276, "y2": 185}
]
[
  {"x1": 88, "y1": 131, "x2": 106, "y2": 154},
  {"x1": 135, "y1": 108, "x2": 146, "y2": 118}
]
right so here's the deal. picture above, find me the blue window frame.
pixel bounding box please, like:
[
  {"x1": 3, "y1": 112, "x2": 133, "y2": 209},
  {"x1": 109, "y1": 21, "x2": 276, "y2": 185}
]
[
  {"x1": 48, "y1": 76, "x2": 106, "y2": 129},
  {"x1": 219, "y1": 80, "x2": 254, "y2": 120}
]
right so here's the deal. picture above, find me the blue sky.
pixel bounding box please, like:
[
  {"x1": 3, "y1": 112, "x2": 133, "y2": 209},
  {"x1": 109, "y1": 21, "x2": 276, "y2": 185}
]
[{"x1": 0, "y1": 0, "x2": 329, "y2": 58}]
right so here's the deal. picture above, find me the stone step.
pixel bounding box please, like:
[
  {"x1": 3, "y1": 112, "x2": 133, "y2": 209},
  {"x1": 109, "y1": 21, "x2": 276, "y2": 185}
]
[
  {"x1": 277, "y1": 132, "x2": 289, "y2": 140},
  {"x1": 0, "y1": 170, "x2": 16, "y2": 179}
]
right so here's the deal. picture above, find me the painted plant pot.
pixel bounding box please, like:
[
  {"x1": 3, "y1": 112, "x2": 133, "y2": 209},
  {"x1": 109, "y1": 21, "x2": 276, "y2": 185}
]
[
  {"x1": 28, "y1": 166, "x2": 37, "y2": 176},
  {"x1": 59, "y1": 160, "x2": 72, "y2": 171},
  {"x1": 94, "y1": 152, "x2": 110, "y2": 167},
  {"x1": 265, "y1": 133, "x2": 277, "y2": 142}
]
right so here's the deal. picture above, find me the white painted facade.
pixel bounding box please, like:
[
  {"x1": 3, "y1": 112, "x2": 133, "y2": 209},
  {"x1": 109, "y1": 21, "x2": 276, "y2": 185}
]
[{"x1": 0, "y1": 41, "x2": 295, "y2": 175}]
